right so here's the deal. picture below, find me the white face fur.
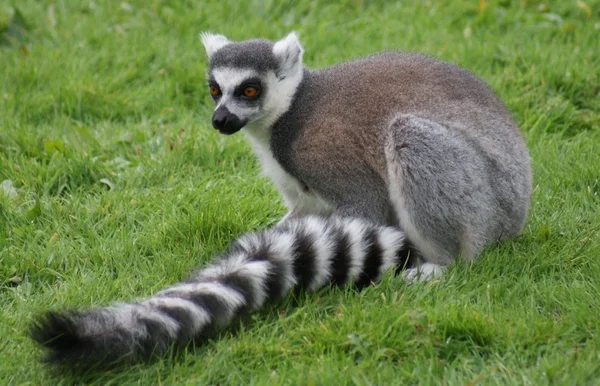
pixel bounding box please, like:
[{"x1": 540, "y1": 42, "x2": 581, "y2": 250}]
[{"x1": 200, "y1": 32, "x2": 305, "y2": 135}]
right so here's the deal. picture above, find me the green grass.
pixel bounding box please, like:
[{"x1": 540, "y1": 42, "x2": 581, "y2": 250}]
[{"x1": 1, "y1": 0, "x2": 599, "y2": 384}]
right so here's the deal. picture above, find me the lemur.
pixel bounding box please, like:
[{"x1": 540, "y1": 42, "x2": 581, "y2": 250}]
[{"x1": 30, "y1": 32, "x2": 531, "y2": 367}]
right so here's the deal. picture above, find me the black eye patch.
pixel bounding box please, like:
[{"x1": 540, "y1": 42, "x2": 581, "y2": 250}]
[
  {"x1": 207, "y1": 77, "x2": 221, "y2": 97},
  {"x1": 233, "y1": 77, "x2": 262, "y2": 99}
]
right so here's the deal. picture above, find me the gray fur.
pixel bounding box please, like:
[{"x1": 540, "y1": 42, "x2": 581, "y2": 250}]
[
  {"x1": 203, "y1": 34, "x2": 532, "y2": 265},
  {"x1": 210, "y1": 39, "x2": 278, "y2": 72}
]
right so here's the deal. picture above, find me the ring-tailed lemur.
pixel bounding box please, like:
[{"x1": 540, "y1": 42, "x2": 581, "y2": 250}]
[{"x1": 30, "y1": 32, "x2": 531, "y2": 367}]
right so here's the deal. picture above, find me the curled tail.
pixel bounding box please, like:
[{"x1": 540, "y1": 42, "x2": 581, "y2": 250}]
[{"x1": 30, "y1": 216, "x2": 417, "y2": 367}]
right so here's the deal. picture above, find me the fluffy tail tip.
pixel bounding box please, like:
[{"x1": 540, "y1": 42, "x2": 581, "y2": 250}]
[{"x1": 29, "y1": 310, "x2": 89, "y2": 364}]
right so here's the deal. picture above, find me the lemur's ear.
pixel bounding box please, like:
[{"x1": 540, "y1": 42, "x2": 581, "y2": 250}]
[
  {"x1": 200, "y1": 32, "x2": 231, "y2": 58},
  {"x1": 273, "y1": 32, "x2": 303, "y2": 77}
]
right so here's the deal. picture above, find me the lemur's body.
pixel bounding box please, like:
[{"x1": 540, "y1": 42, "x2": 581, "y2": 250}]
[
  {"x1": 207, "y1": 33, "x2": 531, "y2": 265},
  {"x1": 30, "y1": 33, "x2": 531, "y2": 367}
]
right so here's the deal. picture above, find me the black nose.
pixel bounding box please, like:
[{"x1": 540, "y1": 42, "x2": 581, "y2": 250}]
[
  {"x1": 211, "y1": 107, "x2": 230, "y2": 128},
  {"x1": 212, "y1": 106, "x2": 245, "y2": 135}
]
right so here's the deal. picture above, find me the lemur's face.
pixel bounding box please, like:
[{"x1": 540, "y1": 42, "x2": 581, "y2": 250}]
[
  {"x1": 201, "y1": 32, "x2": 304, "y2": 135},
  {"x1": 206, "y1": 68, "x2": 270, "y2": 135}
]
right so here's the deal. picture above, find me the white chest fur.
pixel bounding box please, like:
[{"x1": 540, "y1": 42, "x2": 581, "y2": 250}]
[{"x1": 243, "y1": 130, "x2": 333, "y2": 221}]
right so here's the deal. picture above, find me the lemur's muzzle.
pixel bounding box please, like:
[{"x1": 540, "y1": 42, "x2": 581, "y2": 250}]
[{"x1": 212, "y1": 106, "x2": 246, "y2": 135}]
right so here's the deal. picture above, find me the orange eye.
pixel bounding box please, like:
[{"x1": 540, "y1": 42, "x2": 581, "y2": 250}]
[
  {"x1": 243, "y1": 87, "x2": 258, "y2": 99},
  {"x1": 209, "y1": 86, "x2": 220, "y2": 97}
]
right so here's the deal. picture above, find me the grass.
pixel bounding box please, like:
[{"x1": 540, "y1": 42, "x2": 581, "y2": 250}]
[{"x1": 1, "y1": 0, "x2": 599, "y2": 384}]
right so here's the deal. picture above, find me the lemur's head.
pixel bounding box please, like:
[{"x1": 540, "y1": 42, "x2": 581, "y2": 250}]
[{"x1": 200, "y1": 32, "x2": 304, "y2": 135}]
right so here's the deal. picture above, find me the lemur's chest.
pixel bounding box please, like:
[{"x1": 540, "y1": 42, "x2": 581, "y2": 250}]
[{"x1": 244, "y1": 131, "x2": 332, "y2": 216}]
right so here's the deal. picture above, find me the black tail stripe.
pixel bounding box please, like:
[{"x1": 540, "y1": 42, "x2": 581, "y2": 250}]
[
  {"x1": 394, "y1": 242, "x2": 418, "y2": 276},
  {"x1": 262, "y1": 258, "x2": 288, "y2": 300},
  {"x1": 407, "y1": 243, "x2": 420, "y2": 268},
  {"x1": 153, "y1": 305, "x2": 197, "y2": 342},
  {"x1": 162, "y1": 291, "x2": 232, "y2": 325},
  {"x1": 291, "y1": 230, "x2": 317, "y2": 290},
  {"x1": 219, "y1": 271, "x2": 256, "y2": 311},
  {"x1": 138, "y1": 316, "x2": 173, "y2": 357},
  {"x1": 330, "y1": 228, "x2": 351, "y2": 286},
  {"x1": 356, "y1": 227, "x2": 383, "y2": 288}
]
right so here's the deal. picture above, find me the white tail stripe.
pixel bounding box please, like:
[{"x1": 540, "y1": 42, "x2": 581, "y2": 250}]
[
  {"x1": 237, "y1": 260, "x2": 271, "y2": 308},
  {"x1": 378, "y1": 227, "x2": 405, "y2": 272},
  {"x1": 266, "y1": 231, "x2": 298, "y2": 292},
  {"x1": 303, "y1": 217, "x2": 334, "y2": 290},
  {"x1": 235, "y1": 233, "x2": 262, "y2": 253},
  {"x1": 345, "y1": 219, "x2": 368, "y2": 281},
  {"x1": 197, "y1": 252, "x2": 249, "y2": 280}
]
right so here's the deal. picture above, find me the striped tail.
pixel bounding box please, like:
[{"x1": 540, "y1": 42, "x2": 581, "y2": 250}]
[{"x1": 30, "y1": 216, "x2": 417, "y2": 367}]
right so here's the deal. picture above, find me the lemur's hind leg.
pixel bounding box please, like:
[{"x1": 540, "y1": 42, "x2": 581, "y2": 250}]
[{"x1": 384, "y1": 114, "x2": 498, "y2": 266}]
